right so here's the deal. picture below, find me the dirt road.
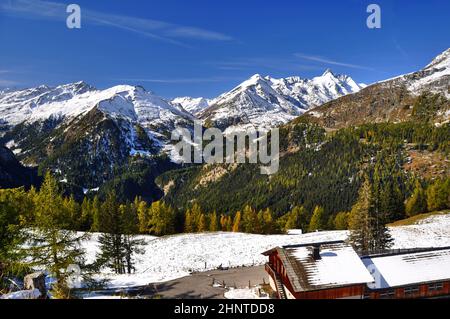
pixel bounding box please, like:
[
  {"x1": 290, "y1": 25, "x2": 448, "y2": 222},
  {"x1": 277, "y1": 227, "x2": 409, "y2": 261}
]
[{"x1": 84, "y1": 265, "x2": 269, "y2": 299}]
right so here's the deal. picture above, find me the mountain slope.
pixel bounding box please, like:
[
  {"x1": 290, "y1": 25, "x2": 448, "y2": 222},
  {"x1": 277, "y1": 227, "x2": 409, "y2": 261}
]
[
  {"x1": 303, "y1": 48, "x2": 450, "y2": 129},
  {"x1": 199, "y1": 71, "x2": 363, "y2": 131},
  {"x1": 171, "y1": 97, "x2": 210, "y2": 116},
  {"x1": 157, "y1": 49, "x2": 450, "y2": 220},
  {"x1": 0, "y1": 83, "x2": 194, "y2": 196},
  {"x1": 0, "y1": 146, "x2": 39, "y2": 189}
]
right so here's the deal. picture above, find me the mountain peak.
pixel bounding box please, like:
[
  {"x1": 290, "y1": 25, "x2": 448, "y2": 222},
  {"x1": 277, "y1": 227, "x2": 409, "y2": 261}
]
[
  {"x1": 322, "y1": 68, "x2": 335, "y2": 77},
  {"x1": 250, "y1": 73, "x2": 263, "y2": 80},
  {"x1": 424, "y1": 48, "x2": 450, "y2": 70},
  {"x1": 201, "y1": 71, "x2": 363, "y2": 130},
  {"x1": 171, "y1": 96, "x2": 210, "y2": 115}
]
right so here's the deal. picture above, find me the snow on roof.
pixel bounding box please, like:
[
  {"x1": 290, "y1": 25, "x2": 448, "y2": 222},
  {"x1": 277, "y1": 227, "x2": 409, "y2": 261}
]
[
  {"x1": 362, "y1": 247, "x2": 450, "y2": 289},
  {"x1": 281, "y1": 241, "x2": 373, "y2": 292}
]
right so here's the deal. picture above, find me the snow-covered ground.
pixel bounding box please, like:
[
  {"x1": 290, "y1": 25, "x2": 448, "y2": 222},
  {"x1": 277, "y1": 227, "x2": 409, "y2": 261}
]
[
  {"x1": 224, "y1": 287, "x2": 269, "y2": 299},
  {"x1": 80, "y1": 214, "x2": 450, "y2": 288}
]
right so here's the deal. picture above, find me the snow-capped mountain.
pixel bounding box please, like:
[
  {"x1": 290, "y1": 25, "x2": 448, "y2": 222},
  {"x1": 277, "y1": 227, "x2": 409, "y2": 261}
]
[
  {"x1": 304, "y1": 48, "x2": 450, "y2": 129},
  {"x1": 0, "y1": 82, "x2": 194, "y2": 132},
  {"x1": 0, "y1": 83, "x2": 194, "y2": 191},
  {"x1": 199, "y1": 70, "x2": 364, "y2": 131},
  {"x1": 391, "y1": 48, "x2": 450, "y2": 97},
  {"x1": 171, "y1": 96, "x2": 210, "y2": 116}
]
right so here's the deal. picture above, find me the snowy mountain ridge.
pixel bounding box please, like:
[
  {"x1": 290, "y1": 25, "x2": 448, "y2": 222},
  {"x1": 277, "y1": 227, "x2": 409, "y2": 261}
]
[
  {"x1": 378, "y1": 48, "x2": 450, "y2": 97},
  {"x1": 171, "y1": 96, "x2": 210, "y2": 116},
  {"x1": 199, "y1": 70, "x2": 364, "y2": 130},
  {"x1": 0, "y1": 82, "x2": 194, "y2": 128}
]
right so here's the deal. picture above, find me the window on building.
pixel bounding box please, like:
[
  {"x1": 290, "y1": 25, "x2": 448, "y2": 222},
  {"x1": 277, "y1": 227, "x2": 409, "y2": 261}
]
[
  {"x1": 428, "y1": 283, "x2": 444, "y2": 292},
  {"x1": 404, "y1": 286, "x2": 419, "y2": 295},
  {"x1": 379, "y1": 290, "x2": 395, "y2": 299}
]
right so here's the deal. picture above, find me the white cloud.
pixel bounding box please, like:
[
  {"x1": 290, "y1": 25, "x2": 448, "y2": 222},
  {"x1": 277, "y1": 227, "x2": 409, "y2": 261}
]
[
  {"x1": 0, "y1": 0, "x2": 234, "y2": 45},
  {"x1": 294, "y1": 53, "x2": 374, "y2": 71},
  {"x1": 0, "y1": 79, "x2": 18, "y2": 87},
  {"x1": 118, "y1": 76, "x2": 241, "y2": 84}
]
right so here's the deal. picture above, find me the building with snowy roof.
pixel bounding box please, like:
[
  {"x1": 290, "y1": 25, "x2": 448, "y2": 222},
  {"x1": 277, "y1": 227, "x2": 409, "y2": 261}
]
[
  {"x1": 362, "y1": 247, "x2": 450, "y2": 299},
  {"x1": 263, "y1": 241, "x2": 450, "y2": 299}
]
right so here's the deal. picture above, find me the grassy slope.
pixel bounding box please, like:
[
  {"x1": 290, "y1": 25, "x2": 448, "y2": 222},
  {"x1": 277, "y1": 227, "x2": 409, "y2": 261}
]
[{"x1": 388, "y1": 210, "x2": 450, "y2": 227}]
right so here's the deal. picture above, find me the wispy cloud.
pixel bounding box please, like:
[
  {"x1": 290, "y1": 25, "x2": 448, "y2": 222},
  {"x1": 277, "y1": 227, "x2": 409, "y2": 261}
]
[
  {"x1": 0, "y1": 79, "x2": 18, "y2": 87},
  {"x1": 294, "y1": 53, "x2": 374, "y2": 71},
  {"x1": 0, "y1": 0, "x2": 234, "y2": 46},
  {"x1": 207, "y1": 57, "x2": 323, "y2": 72},
  {"x1": 118, "y1": 76, "x2": 241, "y2": 84}
]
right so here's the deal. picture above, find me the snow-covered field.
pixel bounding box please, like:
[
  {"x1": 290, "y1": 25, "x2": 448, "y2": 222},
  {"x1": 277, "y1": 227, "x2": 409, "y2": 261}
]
[{"x1": 81, "y1": 214, "x2": 450, "y2": 288}]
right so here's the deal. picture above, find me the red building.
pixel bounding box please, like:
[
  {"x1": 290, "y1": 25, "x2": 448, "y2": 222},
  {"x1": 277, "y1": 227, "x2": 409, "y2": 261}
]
[
  {"x1": 361, "y1": 247, "x2": 450, "y2": 299},
  {"x1": 263, "y1": 241, "x2": 374, "y2": 299},
  {"x1": 263, "y1": 241, "x2": 450, "y2": 299}
]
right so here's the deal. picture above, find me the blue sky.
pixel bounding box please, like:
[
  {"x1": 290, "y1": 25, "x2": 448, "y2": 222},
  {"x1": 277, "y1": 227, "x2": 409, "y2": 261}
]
[{"x1": 0, "y1": 0, "x2": 449, "y2": 98}]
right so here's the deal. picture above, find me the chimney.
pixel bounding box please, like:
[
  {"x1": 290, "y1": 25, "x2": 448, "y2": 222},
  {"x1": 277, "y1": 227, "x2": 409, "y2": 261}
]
[{"x1": 312, "y1": 244, "x2": 321, "y2": 260}]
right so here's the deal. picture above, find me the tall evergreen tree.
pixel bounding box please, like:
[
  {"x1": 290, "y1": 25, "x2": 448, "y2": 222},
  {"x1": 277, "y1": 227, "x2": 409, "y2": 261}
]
[
  {"x1": 147, "y1": 201, "x2": 175, "y2": 236},
  {"x1": 242, "y1": 205, "x2": 259, "y2": 233},
  {"x1": 96, "y1": 192, "x2": 144, "y2": 275},
  {"x1": 209, "y1": 211, "x2": 219, "y2": 232},
  {"x1": 90, "y1": 195, "x2": 101, "y2": 232},
  {"x1": 426, "y1": 178, "x2": 450, "y2": 212},
  {"x1": 349, "y1": 177, "x2": 392, "y2": 254},
  {"x1": 308, "y1": 206, "x2": 324, "y2": 232},
  {"x1": 184, "y1": 209, "x2": 194, "y2": 233},
  {"x1": 120, "y1": 203, "x2": 144, "y2": 274},
  {"x1": 405, "y1": 181, "x2": 427, "y2": 217},
  {"x1": 284, "y1": 206, "x2": 307, "y2": 232},
  {"x1": 232, "y1": 211, "x2": 241, "y2": 232},
  {"x1": 334, "y1": 211, "x2": 350, "y2": 230},
  {"x1": 27, "y1": 172, "x2": 85, "y2": 298}
]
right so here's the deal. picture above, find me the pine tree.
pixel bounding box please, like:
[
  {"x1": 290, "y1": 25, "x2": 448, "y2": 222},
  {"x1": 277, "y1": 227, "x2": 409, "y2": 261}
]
[
  {"x1": 308, "y1": 206, "x2": 324, "y2": 232},
  {"x1": 232, "y1": 211, "x2": 241, "y2": 232},
  {"x1": 219, "y1": 214, "x2": 227, "y2": 231},
  {"x1": 27, "y1": 172, "x2": 85, "y2": 298},
  {"x1": 242, "y1": 205, "x2": 259, "y2": 233},
  {"x1": 80, "y1": 197, "x2": 92, "y2": 230},
  {"x1": 190, "y1": 203, "x2": 203, "y2": 232},
  {"x1": 120, "y1": 203, "x2": 144, "y2": 274},
  {"x1": 260, "y1": 208, "x2": 275, "y2": 234},
  {"x1": 0, "y1": 188, "x2": 31, "y2": 284},
  {"x1": 64, "y1": 195, "x2": 81, "y2": 230},
  {"x1": 135, "y1": 197, "x2": 148, "y2": 233},
  {"x1": 184, "y1": 209, "x2": 194, "y2": 233},
  {"x1": 426, "y1": 178, "x2": 450, "y2": 212},
  {"x1": 334, "y1": 212, "x2": 350, "y2": 230},
  {"x1": 349, "y1": 179, "x2": 373, "y2": 254},
  {"x1": 197, "y1": 214, "x2": 207, "y2": 232},
  {"x1": 284, "y1": 206, "x2": 307, "y2": 232},
  {"x1": 405, "y1": 181, "x2": 427, "y2": 217},
  {"x1": 349, "y1": 177, "x2": 392, "y2": 254},
  {"x1": 209, "y1": 211, "x2": 219, "y2": 232},
  {"x1": 90, "y1": 195, "x2": 101, "y2": 232},
  {"x1": 226, "y1": 215, "x2": 233, "y2": 231},
  {"x1": 147, "y1": 201, "x2": 175, "y2": 236},
  {"x1": 96, "y1": 191, "x2": 126, "y2": 274}
]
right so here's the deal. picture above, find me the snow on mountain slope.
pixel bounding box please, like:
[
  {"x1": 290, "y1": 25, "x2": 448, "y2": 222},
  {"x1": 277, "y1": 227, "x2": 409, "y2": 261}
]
[
  {"x1": 379, "y1": 48, "x2": 450, "y2": 97},
  {"x1": 171, "y1": 96, "x2": 210, "y2": 116},
  {"x1": 0, "y1": 82, "x2": 195, "y2": 180},
  {"x1": 0, "y1": 83, "x2": 194, "y2": 130},
  {"x1": 408, "y1": 48, "x2": 450, "y2": 96},
  {"x1": 200, "y1": 71, "x2": 363, "y2": 130},
  {"x1": 0, "y1": 81, "x2": 95, "y2": 126}
]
